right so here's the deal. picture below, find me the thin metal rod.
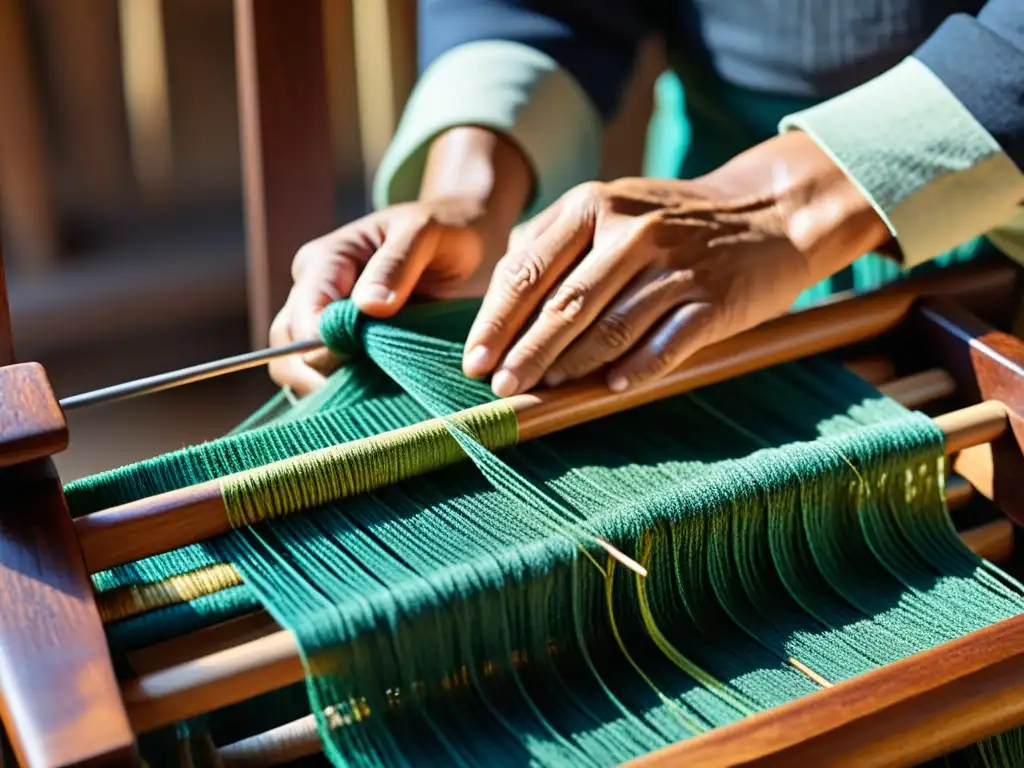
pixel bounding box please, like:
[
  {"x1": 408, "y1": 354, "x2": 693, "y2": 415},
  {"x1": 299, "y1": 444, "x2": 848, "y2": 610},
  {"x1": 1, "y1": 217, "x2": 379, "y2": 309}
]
[{"x1": 58, "y1": 339, "x2": 325, "y2": 411}]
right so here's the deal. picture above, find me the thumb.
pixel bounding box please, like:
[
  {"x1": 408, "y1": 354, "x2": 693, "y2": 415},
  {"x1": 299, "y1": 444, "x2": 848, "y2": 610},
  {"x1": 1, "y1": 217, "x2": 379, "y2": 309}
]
[{"x1": 350, "y1": 219, "x2": 441, "y2": 317}]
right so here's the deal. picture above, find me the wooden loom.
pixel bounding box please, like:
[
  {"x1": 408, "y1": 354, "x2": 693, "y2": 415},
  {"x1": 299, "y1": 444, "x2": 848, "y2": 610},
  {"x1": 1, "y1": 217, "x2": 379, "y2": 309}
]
[{"x1": 1, "y1": 236, "x2": 1024, "y2": 768}]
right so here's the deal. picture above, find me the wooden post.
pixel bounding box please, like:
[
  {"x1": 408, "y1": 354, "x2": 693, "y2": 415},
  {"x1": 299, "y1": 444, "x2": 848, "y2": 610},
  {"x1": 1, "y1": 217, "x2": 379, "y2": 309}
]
[
  {"x1": 351, "y1": 0, "x2": 416, "y2": 198},
  {"x1": 0, "y1": 0, "x2": 59, "y2": 272},
  {"x1": 0, "y1": 235, "x2": 14, "y2": 367},
  {"x1": 234, "y1": 0, "x2": 335, "y2": 349}
]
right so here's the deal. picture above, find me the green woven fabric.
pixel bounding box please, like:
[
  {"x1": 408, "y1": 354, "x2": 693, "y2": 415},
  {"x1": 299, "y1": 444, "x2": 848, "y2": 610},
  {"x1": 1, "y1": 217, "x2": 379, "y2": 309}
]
[{"x1": 65, "y1": 299, "x2": 1024, "y2": 767}]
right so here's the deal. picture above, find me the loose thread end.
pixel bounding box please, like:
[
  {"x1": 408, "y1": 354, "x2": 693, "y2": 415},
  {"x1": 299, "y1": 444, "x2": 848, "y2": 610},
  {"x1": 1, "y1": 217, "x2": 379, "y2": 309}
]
[
  {"x1": 788, "y1": 657, "x2": 833, "y2": 688},
  {"x1": 595, "y1": 536, "x2": 648, "y2": 578}
]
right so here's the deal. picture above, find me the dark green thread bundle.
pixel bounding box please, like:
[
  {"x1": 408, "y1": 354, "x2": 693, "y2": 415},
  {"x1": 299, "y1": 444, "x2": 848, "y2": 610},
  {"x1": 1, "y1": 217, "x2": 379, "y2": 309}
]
[{"x1": 65, "y1": 298, "x2": 1024, "y2": 767}]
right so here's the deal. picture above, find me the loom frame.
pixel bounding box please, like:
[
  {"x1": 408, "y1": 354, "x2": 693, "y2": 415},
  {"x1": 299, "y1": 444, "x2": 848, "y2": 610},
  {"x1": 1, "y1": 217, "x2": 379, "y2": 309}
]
[{"x1": 0, "y1": 246, "x2": 1023, "y2": 766}]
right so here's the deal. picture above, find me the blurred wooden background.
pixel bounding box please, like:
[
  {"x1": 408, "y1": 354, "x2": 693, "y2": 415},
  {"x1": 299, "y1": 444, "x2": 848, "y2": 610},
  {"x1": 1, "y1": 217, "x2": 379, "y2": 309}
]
[{"x1": 0, "y1": 0, "x2": 664, "y2": 478}]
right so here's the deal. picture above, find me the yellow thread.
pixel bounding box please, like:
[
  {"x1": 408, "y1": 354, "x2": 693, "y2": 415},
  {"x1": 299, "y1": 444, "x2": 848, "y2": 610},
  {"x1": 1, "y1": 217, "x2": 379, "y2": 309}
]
[
  {"x1": 97, "y1": 563, "x2": 244, "y2": 623},
  {"x1": 604, "y1": 557, "x2": 707, "y2": 735},
  {"x1": 634, "y1": 532, "x2": 758, "y2": 716},
  {"x1": 221, "y1": 401, "x2": 519, "y2": 528},
  {"x1": 787, "y1": 657, "x2": 833, "y2": 688}
]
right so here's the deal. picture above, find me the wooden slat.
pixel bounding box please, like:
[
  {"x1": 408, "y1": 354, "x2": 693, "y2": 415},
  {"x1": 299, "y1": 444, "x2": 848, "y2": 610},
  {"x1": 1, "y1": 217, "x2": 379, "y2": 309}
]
[
  {"x1": 234, "y1": 0, "x2": 335, "y2": 349},
  {"x1": 0, "y1": 459, "x2": 137, "y2": 768},
  {"x1": 875, "y1": 368, "x2": 956, "y2": 410}
]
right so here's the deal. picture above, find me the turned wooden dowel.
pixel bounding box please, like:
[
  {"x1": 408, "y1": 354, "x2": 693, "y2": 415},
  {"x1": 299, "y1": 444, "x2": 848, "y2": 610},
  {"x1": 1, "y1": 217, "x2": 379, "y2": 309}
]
[
  {"x1": 844, "y1": 356, "x2": 896, "y2": 386},
  {"x1": 875, "y1": 368, "x2": 956, "y2": 410},
  {"x1": 117, "y1": 402, "x2": 1010, "y2": 735},
  {"x1": 74, "y1": 286, "x2": 921, "y2": 574}
]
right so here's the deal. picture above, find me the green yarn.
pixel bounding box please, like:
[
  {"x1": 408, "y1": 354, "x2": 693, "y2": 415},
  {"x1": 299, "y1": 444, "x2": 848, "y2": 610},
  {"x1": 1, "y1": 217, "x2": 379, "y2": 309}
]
[{"x1": 64, "y1": 299, "x2": 1024, "y2": 766}]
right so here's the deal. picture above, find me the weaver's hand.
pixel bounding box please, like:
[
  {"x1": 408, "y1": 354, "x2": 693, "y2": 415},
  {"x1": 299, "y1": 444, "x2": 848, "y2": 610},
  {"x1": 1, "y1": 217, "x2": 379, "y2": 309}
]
[
  {"x1": 462, "y1": 131, "x2": 891, "y2": 397},
  {"x1": 269, "y1": 199, "x2": 495, "y2": 394},
  {"x1": 269, "y1": 127, "x2": 533, "y2": 394}
]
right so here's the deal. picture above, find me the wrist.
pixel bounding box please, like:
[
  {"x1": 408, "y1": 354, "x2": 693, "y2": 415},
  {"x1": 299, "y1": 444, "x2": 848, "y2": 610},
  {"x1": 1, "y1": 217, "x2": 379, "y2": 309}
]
[
  {"x1": 419, "y1": 126, "x2": 533, "y2": 230},
  {"x1": 707, "y1": 131, "x2": 892, "y2": 279}
]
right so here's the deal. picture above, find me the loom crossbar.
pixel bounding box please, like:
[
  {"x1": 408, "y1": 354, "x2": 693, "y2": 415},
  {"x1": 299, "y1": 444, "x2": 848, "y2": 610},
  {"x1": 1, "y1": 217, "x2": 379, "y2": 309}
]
[{"x1": 70, "y1": 265, "x2": 1016, "y2": 574}]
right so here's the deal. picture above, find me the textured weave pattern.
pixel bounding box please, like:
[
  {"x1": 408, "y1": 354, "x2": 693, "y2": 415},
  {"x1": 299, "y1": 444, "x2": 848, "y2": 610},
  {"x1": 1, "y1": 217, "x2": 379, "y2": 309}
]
[{"x1": 65, "y1": 299, "x2": 1024, "y2": 767}]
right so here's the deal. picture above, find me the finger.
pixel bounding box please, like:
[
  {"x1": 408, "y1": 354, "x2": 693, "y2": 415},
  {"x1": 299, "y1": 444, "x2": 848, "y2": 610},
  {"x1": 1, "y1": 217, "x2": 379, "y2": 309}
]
[
  {"x1": 489, "y1": 219, "x2": 655, "y2": 395},
  {"x1": 288, "y1": 235, "x2": 364, "y2": 343},
  {"x1": 350, "y1": 218, "x2": 441, "y2": 316},
  {"x1": 545, "y1": 266, "x2": 702, "y2": 385},
  {"x1": 268, "y1": 356, "x2": 327, "y2": 397},
  {"x1": 267, "y1": 300, "x2": 329, "y2": 395},
  {"x1": 462, "y1": 199, "x2": 596, "y2": 381},
  {"x1": 606, "y1": 301, "x2": 722, "y2": 392},
  {"x1": 290, "y1": 258, "x2": 358, "y2": 343}
]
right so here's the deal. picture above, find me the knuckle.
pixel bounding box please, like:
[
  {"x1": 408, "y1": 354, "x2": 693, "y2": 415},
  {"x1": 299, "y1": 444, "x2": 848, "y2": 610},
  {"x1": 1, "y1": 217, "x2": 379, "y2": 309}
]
[
  {"x1": 592, "y1": 312, "x2": 633, "y2": 351},
  {"x1": 568, "y1": 181, "x2": 606, "y2": 212},
  {"x1": 575, "y1": 180, "x2": 605, "y2": 200},
  {"x1": 543, "y1": 282, "x2": 588, "y2": 323},
  {"x1": 292, "y1": 241, "x2": 321, "y2": 279},
  {"x1": 657, "y1": 267, "x2": 697, "y2": 296},
  {"x1": 498, "y1": 250, "x2": 548, "y2": 297}
]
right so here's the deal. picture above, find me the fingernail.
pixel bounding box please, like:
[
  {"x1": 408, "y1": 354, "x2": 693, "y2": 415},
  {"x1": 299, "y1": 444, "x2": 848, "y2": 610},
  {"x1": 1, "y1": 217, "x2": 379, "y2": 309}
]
[
  {"x1": 545, "y1": 370, "x2": 566, "y2": 387},
  {"x1": 491, "y1": 369, "x2": 520, "y2": 397},
  {"x1": 356, "y1": 283, "x2": 395, "y2": 305},
  {"x1": 464, "y1": 345, "x2": 491, "y2": 376},
  {"x1": 608, "y1": 375, "x2": 629, "y2": 393}
]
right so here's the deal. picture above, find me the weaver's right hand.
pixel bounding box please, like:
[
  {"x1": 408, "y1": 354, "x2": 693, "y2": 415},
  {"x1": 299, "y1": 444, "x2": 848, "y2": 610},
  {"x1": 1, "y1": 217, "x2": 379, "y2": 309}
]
[
  {"x1": 269, "y1": 127, "x2": 534, "y2": 395},
  {"x1": 268, "y1": 198, "x2": 495, "y2": 395}
]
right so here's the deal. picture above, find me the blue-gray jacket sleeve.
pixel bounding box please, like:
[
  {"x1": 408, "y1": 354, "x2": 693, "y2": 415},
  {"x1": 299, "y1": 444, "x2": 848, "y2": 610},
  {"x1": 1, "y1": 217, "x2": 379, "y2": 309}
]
[
  {"x1": 915, "y1": 0, "x2": 1024, "y2": 170},
  {"x1": 374, "y1": 0, "x2": 649, "y2": 216},
  {"x1": 781, "y1": 0, "x2": 1024, "y2": 268}
]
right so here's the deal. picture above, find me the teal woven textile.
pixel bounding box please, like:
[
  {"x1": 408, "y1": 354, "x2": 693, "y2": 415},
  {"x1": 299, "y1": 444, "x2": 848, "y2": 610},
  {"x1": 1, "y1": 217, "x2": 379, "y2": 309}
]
[{"x1": 66, "y1": 299, "x2": 1024, "y2": 767}]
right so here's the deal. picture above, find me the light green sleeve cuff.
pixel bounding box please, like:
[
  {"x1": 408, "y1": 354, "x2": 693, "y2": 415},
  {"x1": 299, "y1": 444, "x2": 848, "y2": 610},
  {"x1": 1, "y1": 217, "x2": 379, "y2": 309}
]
[
  {"x1": 779, "y1": 57, "x2": 1024, "y2": 268},
  {"x1": 372, "y1": 41, "x2": 602, "y2": 218}
]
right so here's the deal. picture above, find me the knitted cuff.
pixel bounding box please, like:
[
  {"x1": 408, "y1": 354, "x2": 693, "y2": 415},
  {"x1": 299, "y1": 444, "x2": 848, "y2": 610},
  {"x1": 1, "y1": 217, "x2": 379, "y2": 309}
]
[{"x1": 779, "y1": 57, "x2": 1024, "y2": 268}]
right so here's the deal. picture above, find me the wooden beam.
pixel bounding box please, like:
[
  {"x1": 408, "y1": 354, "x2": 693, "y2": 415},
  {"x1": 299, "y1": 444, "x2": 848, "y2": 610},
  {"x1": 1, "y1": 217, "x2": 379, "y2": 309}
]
[
  {"x1": 917, "y1": 300, "x2": 1024, "y2": 526},
  {"x1": 0, "y1": 458, "x2": 138, "y2": 768},
  {"x1": 234, "y1": 0, "x2": 335, "y2": 349},
  {"x1": 630, "y1": 614, "x2": 1024, "y2": 767}
]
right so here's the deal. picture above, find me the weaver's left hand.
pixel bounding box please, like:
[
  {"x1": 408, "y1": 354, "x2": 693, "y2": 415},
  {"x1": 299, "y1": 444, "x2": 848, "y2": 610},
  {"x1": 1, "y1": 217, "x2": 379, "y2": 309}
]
[{"x1": 462, "y1": 131, "x2": 892, "y2": 397}]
